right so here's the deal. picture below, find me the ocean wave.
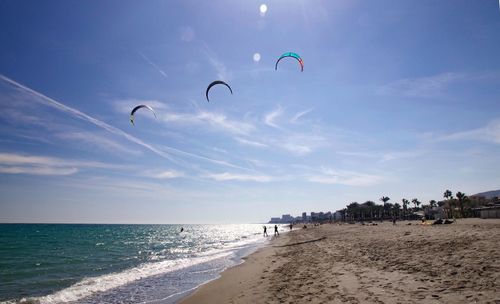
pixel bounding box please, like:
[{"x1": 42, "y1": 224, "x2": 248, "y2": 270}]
[
  {"x1": 24, "y1": 252, "x2": 232, "y2": 304},
  {"x1": 21, "y1": 236, "x2": 265, "y2": 304}
]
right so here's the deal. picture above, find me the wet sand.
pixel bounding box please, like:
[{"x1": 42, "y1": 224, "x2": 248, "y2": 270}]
[{"x1": 180, "y1": 218, "x2": 500, "y2": 304}]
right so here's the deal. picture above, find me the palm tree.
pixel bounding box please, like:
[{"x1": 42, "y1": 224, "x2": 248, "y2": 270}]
[
  {"x1": 411, "y1": 198, "x2": 421, "y2": 211},
  {"x1": 363, "y1": 201, "x2": 376, "y2": 220},
  {"x1": 393, "y1": 203, "x2": 402, "y2": 219},
  {"x1": 379, "y1": 196, "x2": 390, "y2": 219},
  {"x1": 444, "y1": 189, "x2": 454, "y2": 218},
  {"x1": 444, "y1": 190, "x2": 453, "y2": 200},
  {"x1": 456, "y1": 192, "x2": 469, "y2": 218},
  {"x1": 402, "y1": 198, "x2": 409, "y2": 219},
  {"x1": 374, "y1": 204, "x2": 384, "y2": 220},
  {"x1": 386, "y1": 203, "x2": 395, "y2": 217},
  {"x1": 429, "y1": 200, "x2": 437, "y2": 208},
  {"x1": 346, "y1": 202, "x2": 360, "y2": 221}
]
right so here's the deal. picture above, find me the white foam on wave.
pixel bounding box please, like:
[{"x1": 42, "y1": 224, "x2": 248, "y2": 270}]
[
  {"x1": 26, "y1": 235, "x2": 266, "y2": 304},
  {"x1": 29, "y1": 252, "x2": 231, "y2": 304}
]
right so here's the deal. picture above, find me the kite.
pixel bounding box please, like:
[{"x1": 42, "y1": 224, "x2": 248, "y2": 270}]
[
  {"x1": 275, "y1": 52, "x2": 304, "y2": 72},
  {"x1": 206, "y1": 80, "x2": 233, "y2": 102},
  {"x1": 130, "y1": 105, "x2": 157, "y2": 125}
]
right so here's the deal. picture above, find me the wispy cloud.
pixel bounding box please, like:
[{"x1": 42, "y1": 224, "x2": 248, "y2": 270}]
[
  {"x1": 0, "y1": 74, "x2": 176, "y2": 162},
  {"x1": 235, "y1": 137, "x2": 268, "y2": 148},
  {"x1": 0, "y1": 153, "x2": 123, "y2": 169},
  {"x1": 0, "y1": 152, "x2": 125, "y2": 176},
  {"x1": 138, "y1": 52, "x2": 168, "y2": 78},
  {"x1": 57, "y1": 131, "x2": 142, "y2": 156},
  {"x1": 378, "y1": 72, "x2": 466, "y2": 97},
  {"x1": 307, "y1": 167, "x2": 384, "y2": 186},
  {"x1": 264, "y1": 106, "x2": 284, "y2": 128},
  {"x1": 282, "y1": 142, "x2": 313, "y2": 155},
  {"x1": 1, "y1": 76, "x2": 253, "y2": 172},
  {"x1": 278, "y1": 134, "x2": 327, "y2": 156},
  {"x1": 438, "y1": 119, "x2": 500, "y2": 144},
  {"x1": 206, "y1": 172, "x2": 274, "y2": 182},
  {"x1": 379, "y1": 150, "x2": 426, "y2": 162},
  {"x1": 337, "y1": 149, "x2": 426, "y2": 162},
  {"x1": 161, "y1": 110, "x2": 255, "y2": 135},
  {"x1": 290, "y1": 108, "x2": 313, "y2": 124},
  {"x1": 0, "y1": 166, "x2": 77, "y2": 176},
  {"x1": 195, "y1": 112, "x2": 254, "y2": 135},
  {"x1": 113, "y1": 100, "x2": 255, "y2": 136},
  {"x1": 203, "y1": 42, "x2": 230, "y2": 80},
  {"x1": 142, "y1": 169, "x2": 184, "y2": 179}
]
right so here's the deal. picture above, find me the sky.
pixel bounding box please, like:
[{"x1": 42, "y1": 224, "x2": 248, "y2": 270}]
[{"x1": 0, "y1": 0, "x2": 500, "y2": 224}]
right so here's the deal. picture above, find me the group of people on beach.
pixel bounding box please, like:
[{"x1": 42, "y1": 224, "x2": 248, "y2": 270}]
[{"x1": 263, "y1": 225, "x2": 280, "y2": 237}]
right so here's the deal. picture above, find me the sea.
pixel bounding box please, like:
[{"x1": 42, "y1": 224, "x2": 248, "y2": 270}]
[{"x1": 0, "y1": 223, "x2": 282, "y2": 304}]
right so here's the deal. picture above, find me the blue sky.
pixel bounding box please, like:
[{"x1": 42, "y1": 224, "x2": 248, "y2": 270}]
[{"x1": 1, "y1": 0, "x2": 499, "y2": 223}]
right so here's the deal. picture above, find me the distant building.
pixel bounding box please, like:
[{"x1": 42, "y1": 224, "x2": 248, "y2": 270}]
[
  {"x1": 269, "y1": 210, "x2": 334, "y2": 223},
  {"x1": 324, "y1": 212, "x2": 332, "y2": 220},
  {"x1": 269, "y1": 217, "x2": 281, "y2": 223},
  {"x1": 311, "y1": 212, "x2": 318, "y2": 222},
  {"x1": 473, "y1": 201, "x2": 500, "y2": 219}
]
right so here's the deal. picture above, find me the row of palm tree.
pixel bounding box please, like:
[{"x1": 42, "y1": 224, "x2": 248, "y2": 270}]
[
  {"x1": 342, "y1": 197, "x2": 421, "y2": 221},
  {"x1": 341, "y1": 189, "x2": 479, "y2": 221},
  {"x1": 440, "y1": 189, "x2": 480, "y2": 218}
]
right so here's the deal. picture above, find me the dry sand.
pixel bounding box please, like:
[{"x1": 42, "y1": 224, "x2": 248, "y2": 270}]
[{"x1": 180, "y1": 218, "x2": 500, "y2": 304}]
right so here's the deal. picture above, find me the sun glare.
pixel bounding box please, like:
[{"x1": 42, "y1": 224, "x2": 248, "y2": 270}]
[
  {"x1": 253, "y1": 53, "x2": 261, "y2": 62},
  {"x1": 259, "y1": 4, "x2": 268, "y2": 16}
]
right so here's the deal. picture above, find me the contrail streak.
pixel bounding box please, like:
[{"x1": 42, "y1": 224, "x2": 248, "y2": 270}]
[
  {"x1": 138, "y1": 52, "x2": 168, "y2": 78},
  {"x1": 160, "y1": 145, "x2": 253, "y2": 171},
  {"x1": 0, "y1": 75, "x2": 251, "y2": 171},
  {"x1": 0, "y1": 74, "x2": 174, "y2": 162}
]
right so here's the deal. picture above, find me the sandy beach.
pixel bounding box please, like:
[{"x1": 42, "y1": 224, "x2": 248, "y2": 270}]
[{"x1": 181, "y1": 218, "x2": 500, "y2": 304}]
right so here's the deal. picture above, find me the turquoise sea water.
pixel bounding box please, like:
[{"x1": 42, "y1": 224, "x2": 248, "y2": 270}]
[{"x1": 0, "y1": 224, "x2": 274, "y2": 303}]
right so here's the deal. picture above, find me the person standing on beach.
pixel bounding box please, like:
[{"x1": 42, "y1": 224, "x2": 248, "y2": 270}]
[
  {"x1": 274, "y1": 225, "x2": 279, "y2": 236},
  {"x1": 289, "y1": 223, "x2": 293, "y2": 231},
  {"x1": 263, "y1": 226, "x2": 268, "y2": 237}
]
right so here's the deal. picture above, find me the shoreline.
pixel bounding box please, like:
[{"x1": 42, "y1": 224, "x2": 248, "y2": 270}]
[
  {"x1": 179, "y1": 230, "x2": 292, "y2": 304},
  {"x1": 180, "y1": 219, "x2": 500, "y2": 303},
  {"x1": 163, "y1": 234, "x2": 276, "y2": 304}
]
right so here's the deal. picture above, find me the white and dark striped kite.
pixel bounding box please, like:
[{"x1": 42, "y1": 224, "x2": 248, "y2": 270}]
[{"x1": 130, "y1": 105, "x2": 157, "y2": 125}]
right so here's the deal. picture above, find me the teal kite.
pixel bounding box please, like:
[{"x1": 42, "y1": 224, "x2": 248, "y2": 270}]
[{"x1": 275, "y1": 52, "x2": 304, "y2": 72}]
